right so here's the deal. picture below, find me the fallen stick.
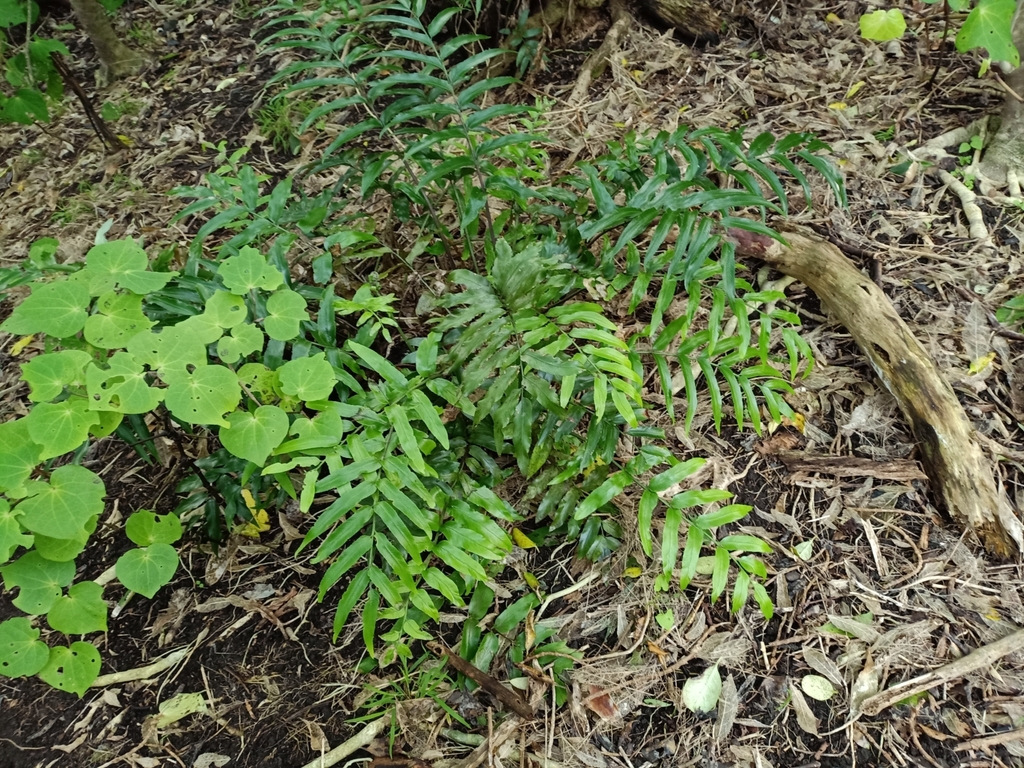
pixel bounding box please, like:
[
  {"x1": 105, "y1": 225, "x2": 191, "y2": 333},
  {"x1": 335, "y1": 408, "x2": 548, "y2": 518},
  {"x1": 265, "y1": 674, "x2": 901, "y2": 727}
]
[
  {"x1": 727, "y1": 225, "x2": 1023, "y2": 556},
  {"x1": 860, "y1": 627, "x2": 1024, "y2": 716},
  {"x1": 297, "y1": 715, "x2": 388, "y2": 768}
]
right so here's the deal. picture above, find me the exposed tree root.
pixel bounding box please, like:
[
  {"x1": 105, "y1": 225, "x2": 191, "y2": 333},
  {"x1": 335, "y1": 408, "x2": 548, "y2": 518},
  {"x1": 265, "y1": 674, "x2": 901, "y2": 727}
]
[
  {"x1": 568, "y1": 0, "x2": 633, "y2": 104},
  {"x1": 728, "y1": 225, "x2": 1024, "y2": 558}
]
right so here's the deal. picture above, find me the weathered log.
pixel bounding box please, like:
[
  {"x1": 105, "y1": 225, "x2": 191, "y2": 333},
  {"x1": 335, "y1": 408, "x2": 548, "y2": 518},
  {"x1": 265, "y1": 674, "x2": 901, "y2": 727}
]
[{"x1": 728, "y1": 225, "x2": 1023, "y2": 557}]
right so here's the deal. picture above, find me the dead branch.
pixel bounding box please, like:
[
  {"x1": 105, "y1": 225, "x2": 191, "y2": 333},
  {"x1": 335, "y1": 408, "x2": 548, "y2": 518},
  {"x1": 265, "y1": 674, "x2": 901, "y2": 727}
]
[
  {"x1": 860, "y1": 627, "x2": 1024, "y2": 716},
  {"x1": 727, "y1": 225, "x2": 1023, "y2": 557}
]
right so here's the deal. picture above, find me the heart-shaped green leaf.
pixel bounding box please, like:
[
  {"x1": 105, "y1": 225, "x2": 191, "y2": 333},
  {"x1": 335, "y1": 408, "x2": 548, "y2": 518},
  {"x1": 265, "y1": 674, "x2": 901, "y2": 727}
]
[
  {"x1": 0, "y1": 281, "x2": 91, "y2": 338},
  {"x1": 0, "y1": 618, "x2": 50, "y2": 678},
  {"x1": 218, "y1": 247, "x2": 284, "y2": 294},
  {"x1": 38, "y1": 642, "x2": 101, "y2": 696},
  {"x1": 163, "y1": 364, "x2": 241, "y2": 427},
  {"x1": 20, "y1": 350, "x2": 92, "y2": 402},
  {"x1": 125, "y1": 511, "x2": 182, "y2": 547},
  {"x1": 24, "y1": 399, "x2": 101, "y2": 460},
  {"x1": 47, "y1": 581, "x2": 108, "y2": 634},
  {"x1": 264, "y1": 289, "x2": 308, "y2": 341},
  {"x1": 278, "y1": 353, "x2": 336, "y2": 402},
  {"x1": 116, "y1": 544, "x2": 178, "y2": 598},
  {"x1": 0, "y1": 551, "x2": 76, "y2": 615},
  {"x1": 83, "y1": 292, "x2": 154, "y2": 349},
  {"x1": 16, "y1": 465, "x2": 105, "y2": 540},
  {"x1": 86, "y1": 352, "x2": 165, "y2": 414},
  {"x1": 219, "y1": 406, "x2": 289, "y2": 465}
]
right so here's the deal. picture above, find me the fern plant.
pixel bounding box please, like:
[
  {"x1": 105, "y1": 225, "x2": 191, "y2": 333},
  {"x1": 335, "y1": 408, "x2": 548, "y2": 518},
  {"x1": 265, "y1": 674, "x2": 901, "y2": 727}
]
[{"x1": 0, "y1": 0, "x2": 849, "y2": 693}]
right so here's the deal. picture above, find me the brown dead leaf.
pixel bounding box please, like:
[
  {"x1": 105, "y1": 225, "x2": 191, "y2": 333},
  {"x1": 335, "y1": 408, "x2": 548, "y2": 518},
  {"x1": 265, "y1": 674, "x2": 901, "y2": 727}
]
[{"x1": 584, "y1": 686, "x2": 619, "y2": 721}]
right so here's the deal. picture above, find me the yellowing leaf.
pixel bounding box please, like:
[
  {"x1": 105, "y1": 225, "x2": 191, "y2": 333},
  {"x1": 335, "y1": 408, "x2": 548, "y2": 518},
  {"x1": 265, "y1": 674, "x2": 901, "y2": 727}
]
[
  {"x1": 623, "y1": 566, "x2": 642, "y2": 578},
  {"x1": 845, "y1": 81, "x2": 865, "y2": 99},
  {"x1": 239, "y1": 489, "x2": 270, "y2": 537},
  {"x1": 969, "y1": 351, "x2": 996, "y2": 375},
  {"x1": 829, "y1": 102, "x2": 848, "y2": 111},
  {"x1": 825, "y1": 12, "x2": 842, "y2": 24},
  {"x1": 11, "y1": 335, "x2": 34, "y2": 355},
  {"x1": 512, "y1": 528, "x2": 537, "y2": 549},
  {"x1": 523, "y1": 571, "x2": 541, "y2": 591}
]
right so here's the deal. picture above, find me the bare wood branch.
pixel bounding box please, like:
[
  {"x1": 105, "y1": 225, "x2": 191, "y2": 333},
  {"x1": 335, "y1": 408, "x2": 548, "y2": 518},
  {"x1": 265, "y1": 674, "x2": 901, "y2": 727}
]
[{"x1": 727, "y1": 225, "x2": 1023, "y2": 557}]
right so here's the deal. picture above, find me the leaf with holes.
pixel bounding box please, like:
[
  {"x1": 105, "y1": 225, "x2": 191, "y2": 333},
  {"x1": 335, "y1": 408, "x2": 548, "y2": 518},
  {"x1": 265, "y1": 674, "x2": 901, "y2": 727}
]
[
  {"x1": 162, "y1": 365, "x2": 241, "y2": 427},
  {"x1": 219, "y1": 406, "x2": 289, "y2": 465},
  {"x1": 217, "y1": 322, "x2": 264, "y2": 364},
  {"x1": 0, "y1": 551, "x2": 76, "y2": 615},
  {"x1": 116, "y1": 544, "x2": 178, "y2": 598},
  {"x1": 20, "y1": 350, "x2": 92, "y2": 402},
  {"x1": 15, "y1": 465, "x2": 105, "y2": 540},
  {"x1": 0, "y1": 618, "x2": 49, "y2": 678},
  {"x1": 47, "y1": 581, "x2": 108, "y2": 634},
  {"x1": 86, "y1": 352, "x2": 164, "y2": 414},
  {"x1": 125, "y1": 511, "x2": 182, "y2": 547},
  {"x1": 203, "y1": 290, "x2": 248, "y2": 328},
  {"x1": 38, "y1": 642, "x2": 101, "y2": 697},
  {"x1": 83, "y1": 292, "x2": 155, "y2": 349},
  {"x1": 127, "y1": 325, "x2": 208, "y2": 375}
]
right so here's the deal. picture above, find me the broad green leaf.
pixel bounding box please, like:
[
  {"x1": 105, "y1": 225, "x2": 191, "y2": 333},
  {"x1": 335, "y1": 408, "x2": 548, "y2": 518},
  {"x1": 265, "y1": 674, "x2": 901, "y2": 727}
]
[
  {"x1": 277, "y1": 353, "x2": 336, "y2": 402},
  {"x1": 79, "y1": 239, "x2": 174, "y2": 294},
  {"x1": 173, "y1": 313, "x2": 224, "y2": 344},
  {"x1": 0, "y1": 618, "x2": 49, "y2": 678},
  {"x1": 0, "y1": 551, "x2": 76, "y2": 615},
  {"x1": 0, "y1": 500, "x2": 33, "y2": 564},
  {"x1": 0, "y1": 281, "x2": 90, "y2": 338},
  {"x1": 86, "y1": 352, "x2": 164, "y2": 414},
  {"x1": 0, "y1": 418, "x2": 42, "y2": 494},
  {"x1": 125, "y1": 511, "x2": 182, "y2": 546},
  {"x1": 203, "y1": 290, "x2": 247, "y2": 328},
  {"x1": 957, "y1": 0, "x2": 1018, "y2": 65},
  {"x1": 127, "y1": 325, "x2": 207, "y2": 375},
  {"x1": 83, "y1": 292, "x2": 154, "y2": 349},
  {"x1": 216, "y1": 322, "x2": 264, "y2": 364},
  {"x1": 24, "y1": 399, "x2": 100, "y2": 460},
  {"x1": 218, "y1": 247, "x2": 284, "y2": 294},
  {"x1": 38, "y1": 642, "x2": 101, "y2": 697},
  {"x1": 648, "y1": 458, "x2": 706, "y2": 493},
  {"x1": 859, "y1": 8, "x2": 906, "y2": 41},
  {"x1": 32, "y1": 531, "x2": 89, "y2": 562},
  {"x1": 264, "y1": 288, "x2": 308, "y2": 340},
  {"x1": 219, "y1": 406, "x2": 289, "y2": 465},
  {"x1": 47, "y1": 581, "x2": 108, "y2": 634},
  {"x1": 115, "y1": 543, "x2": 178, "y2": 598},
  {"x1": 163, "y1": 365, "x2": 241, "y2": 427},
  {"x1": 16, "y1": 465, "x2": 105, "y2": 540},
  {"x1": 20, "y1": 350, "x2": 92, "y2": 402}
]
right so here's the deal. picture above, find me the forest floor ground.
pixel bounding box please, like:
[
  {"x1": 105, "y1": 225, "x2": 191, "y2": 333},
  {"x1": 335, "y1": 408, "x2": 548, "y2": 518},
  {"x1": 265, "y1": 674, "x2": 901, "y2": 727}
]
[{"x1": 2, "y1": 1, "x2": 1024, "y2": 767}]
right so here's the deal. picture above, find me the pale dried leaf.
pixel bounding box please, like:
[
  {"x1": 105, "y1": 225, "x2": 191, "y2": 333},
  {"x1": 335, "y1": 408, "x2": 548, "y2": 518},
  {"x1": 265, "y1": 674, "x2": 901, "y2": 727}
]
[{"x1": 788, "y1": 683, "x2": 819, "y2": 735}]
